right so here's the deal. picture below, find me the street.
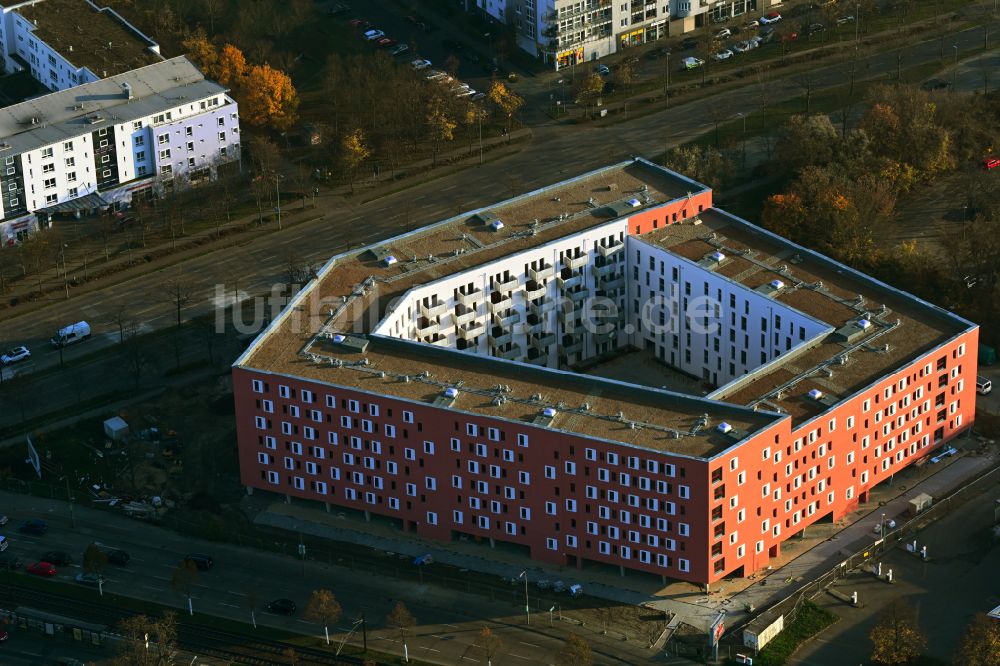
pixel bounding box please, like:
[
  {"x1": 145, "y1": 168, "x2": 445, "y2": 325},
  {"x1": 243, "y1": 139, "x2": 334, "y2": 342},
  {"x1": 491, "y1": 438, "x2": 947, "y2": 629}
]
[{"x1": 0, "y1": 490, "x2": 652, "y2": 665}]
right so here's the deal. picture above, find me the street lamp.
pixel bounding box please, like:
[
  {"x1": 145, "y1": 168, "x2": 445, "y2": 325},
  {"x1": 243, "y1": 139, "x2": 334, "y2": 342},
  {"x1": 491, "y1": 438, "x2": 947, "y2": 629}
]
[
  {"x1": 549, "y1": 604, "x2": 560, "y2": 626},
  {"x1": 736, "y1": 112, "x2": 747, "y2": 164},
  {"x1": 61, "y1": 242, "x2": 69, "y2": 300},
  {"x1": 518, "y1": 570, "x2": 530, "y2": 625},
  {"x1": 952, "y1": 44, "x2": 958, "y2": 91},
  {"x1": 880, "y1": 512, "x2": 886, "y2": 540}
]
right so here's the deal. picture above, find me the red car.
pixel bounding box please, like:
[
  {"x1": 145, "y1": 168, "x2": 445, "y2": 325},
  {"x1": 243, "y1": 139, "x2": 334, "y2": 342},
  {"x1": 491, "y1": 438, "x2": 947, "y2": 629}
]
[
  {"x1": 377, "y1": 37, "x2": 397, "y2": 48},
  {"x1": 349, "y1": 18, "x2": 370, "y2": 29},
  {"x1": 781, "y1": 31, "x2": 798, "y2": 42},
  {"x1": 982, "y1": 157, "x2": 1000, "y2": 170},
  {"x1": 27, "y1": 561, "x2": 56, "y2": 577}
]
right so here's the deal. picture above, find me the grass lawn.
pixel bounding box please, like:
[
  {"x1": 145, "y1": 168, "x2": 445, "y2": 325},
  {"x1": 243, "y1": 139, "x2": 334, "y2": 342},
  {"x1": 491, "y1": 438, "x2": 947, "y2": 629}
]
[{"x1": 731, "y1": 600, "x2": 838, "y2": 666}]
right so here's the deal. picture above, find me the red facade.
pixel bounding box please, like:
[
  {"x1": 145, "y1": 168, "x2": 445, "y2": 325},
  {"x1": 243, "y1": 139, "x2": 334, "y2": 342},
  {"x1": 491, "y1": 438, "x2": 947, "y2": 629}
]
[{"x1": 233, "y1": 325, "x2": 976, "y2": 585}]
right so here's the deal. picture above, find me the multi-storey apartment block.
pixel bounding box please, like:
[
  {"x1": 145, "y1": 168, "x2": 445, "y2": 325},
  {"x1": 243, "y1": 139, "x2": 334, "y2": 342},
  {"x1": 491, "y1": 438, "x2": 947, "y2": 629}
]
[
  {"x1": 481, "y1": 0, "x2": 781, "y2": 68},
  {"x1": 0, "y1": 0, "x2": 162, "y2": 92},
  {"x1": 232, "y1": 158, "x2": 976, "y2": 586},
  {"x1": 0, "y1": 56, "x2": 240, "y2": 245}
]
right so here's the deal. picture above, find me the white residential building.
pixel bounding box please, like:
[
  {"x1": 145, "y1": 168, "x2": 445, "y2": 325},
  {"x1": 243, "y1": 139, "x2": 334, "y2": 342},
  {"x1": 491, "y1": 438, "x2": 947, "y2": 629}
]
[{"x1": 0, "y1": 56, "x2": 240, "y2": 246}]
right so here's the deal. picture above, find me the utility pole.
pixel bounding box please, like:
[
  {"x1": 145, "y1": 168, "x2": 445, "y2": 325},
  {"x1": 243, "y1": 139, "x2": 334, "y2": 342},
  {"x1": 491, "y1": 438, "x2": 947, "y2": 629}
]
[
  {"x1": 275, "y1": 172, "x2": 282, "y2": 230},
  {"x1": 518, "y1": 570, "x2": 530, "y2": 625},
  {"x1": 361, "y1": 613, "x2": 368, "y2": 654},
  {"x1": 65, "y1": 475, "x2": 76, "y2": 528},
  {"x1": 61, "y1": 243, "x2": 69, "y2": 300},
  {"x1": 952, "y1": 44, "x2": 958, "y2": 91},
  {"x1": 478, "y1": 105, "x2": 484, "y2": 166}
]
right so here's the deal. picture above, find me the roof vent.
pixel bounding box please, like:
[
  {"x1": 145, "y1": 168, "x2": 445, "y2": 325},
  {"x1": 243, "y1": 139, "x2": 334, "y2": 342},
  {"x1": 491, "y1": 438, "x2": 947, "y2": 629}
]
[
  {"x1": 122, "y1": 82, "x2": 133, "y2": 100},
  {"x1": 332, "y1": 334, "x2": 346, "y2": 344},
  {"x1": 717, "y1": 422, "x2": 733, "y2": 434},
  {"x1": 857, "y1": 318, "x2": 870, "y2": 330},
  {"x1": 489, "y1": 220, "x2": 505, "y2": 231},
  {"x1": 626, "y1": 198, "x2": 641, "y2": 208},
  {"x1": 383, "y1": 255, "x2": 398, "y2": 267},
  {"x1": 770, "y1": 279, "x2": 785, "y2": 290},
  {"x1": 808, "y1": 388, "x2": 823, "y2": 400},
  {"x1": 543, "y1": 407, "x2": 557, "y2": 418},
  {"x1": 710, "y1": 250, "x2": 725, "y2": 262},
  {"x1": 444, "y1": 387, "x2": 459, "y2": 399}
]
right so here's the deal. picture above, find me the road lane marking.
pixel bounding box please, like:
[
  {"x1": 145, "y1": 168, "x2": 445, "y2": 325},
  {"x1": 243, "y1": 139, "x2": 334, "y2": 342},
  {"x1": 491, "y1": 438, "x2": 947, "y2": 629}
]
[
  {"x1": 443, "y1": 623, "x2": 459, "y2": 629},
  {"x1": 227, "y1": 590, "x2": 247, "y2": 596},
  {"x1": 219, "y1": 603, "x2": 240, "y2": 608},
  {"x1": 509, "y1": 653, "x2": 531, "y2": 660},
  {"x1": 518, "y1": 641, "x2": 541, "y2": 648},
  {"x1": 419, "y1": 646, "x2": 441, "y2": 652},
  {"x1": 461, "y1": 657, "x2": 479, "y2": 662}
]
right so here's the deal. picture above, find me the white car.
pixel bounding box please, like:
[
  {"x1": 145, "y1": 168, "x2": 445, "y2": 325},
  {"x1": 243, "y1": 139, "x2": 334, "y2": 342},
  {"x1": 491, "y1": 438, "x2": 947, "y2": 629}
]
[
  {"x1": 715, "y1": 28, "x2": 732, "y2": 40},
  {"x1": 389, "y1": 44, "x2": 409, "y2": 56},
  {"x1": 712, "y1": 48, "x2": 734, "y2": 61},
  {"x1": 363, "y1": 29, "x2": 385, "y2": 40},
  {"x1": 410, "y1": 58, "x2": 432, "y2": 70},
  {"x1": 745, "y1": 20, "x2": 761, "y2": 29},
  {"x1": 732, "y1": 40, "x2": 755, "y2": 53},
  {"x1": 0, "y1": 346, "x2": 30, "y2": 365},
  {"x1": 425, "y1": 69, "x2": 447, "y2": 80}
]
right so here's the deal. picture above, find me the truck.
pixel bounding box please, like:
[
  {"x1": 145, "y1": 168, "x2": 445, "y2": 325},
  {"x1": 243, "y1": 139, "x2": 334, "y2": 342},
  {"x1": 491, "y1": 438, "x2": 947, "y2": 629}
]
[
  {"x1": 50, "y1": 321, "x2": 91, "y2": 347},
  {"x1": 979, "y1": 343, "x2": 996, "y2": 366}
]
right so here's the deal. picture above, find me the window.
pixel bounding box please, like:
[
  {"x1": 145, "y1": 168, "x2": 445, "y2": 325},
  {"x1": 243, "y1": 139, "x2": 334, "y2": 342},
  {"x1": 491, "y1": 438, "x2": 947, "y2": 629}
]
[
  {"x1": 45, "y1": 194, "x2": 57, "y2": 204},
  {"x1": 158, "y1": 134, "x2": 169, "y2": 146},
  {"x1": 218, "y1": 131, "x2": 226, "y2": 141},
  {"x1": 66, "y1": 171, "x2": 76, "y2": 183},
  {"x1": 42, "y1": 163, "x2": 54, "y2": 173},
  {"x1": 41, "y1": 147, "x2": 53, "y2": 158},
  {"x1": 63, "y1": 141, "x2": 74, "y2": 151},
  {"x1": 159, "y1": 149, "x2": 171, "y2": 160},
  {"x1": 426, "y1": 512, "x2": 437, "y2": 525},
  {"x1": 186, "y1": 127, "x2": 194, "y2": 137},
  {"x1": 546, "y1": 538, "x2": 558, "y2": 551},
  {"x1": 135, "y1": 136, "x2": 145, "y2": 147},
  {"x1": 43, "y1": 178, "x2": 56, "y2": 189}
]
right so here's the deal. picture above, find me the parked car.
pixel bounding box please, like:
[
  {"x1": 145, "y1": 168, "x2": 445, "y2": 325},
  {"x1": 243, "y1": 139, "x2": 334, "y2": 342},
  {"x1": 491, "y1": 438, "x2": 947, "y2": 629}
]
[
  {"x1": 681, "y1": 56, "x2": 705, "y2": 69},
  {"x1": 732, "y1": 40, "x2": 755, "y2": 53},
  {"x1": 681, "y1": 37, "x2": 699, "y2": 50},
  {"x1": 836, "y1": 15, "x2": 855, "y2": 25},
  {"x1": 41, "y1": 551, "x2": 73, "y2": 566},
  {"x1": 781, "y1": 31, "x2": 799, "y2": 42},
  {"x1": 715, "y1": 28, "x2": 732, "y2": 40},
  {"x1": 410, "y1": 58, "x2": 432, "y2": 70},
  {"x1": 27, "y1": 561, "x2": 57, "y2": 576},
  {"x1": 745, "y1": 20, "x2": 761, "y2": 30},
  {"x1": 1, "y1": 346, "x2": 30, "y2": 365},
  {"x1": 982, "y1": 157, "x2": 1000, "y2": 171},
  {"x1": 536, "y1": 579, "x2": 551, "y2": 590},
  {"x1": 712, "y1": 48, "x2": 734, "y2": 61},
  {"x1": 19, "y1": 519, "x2": 47, "y2": 535},
  {"x1": 266, "y1": 598, "x2": 297, "y2": 615},
  {"x1": 872, "y1": 519, "x2": 897, "y2": 532},
  {"x1": 376, "y1": 37, "x2": 397, "y2": 48},
  {"x1": 75, "y1": 573, "x2": 104, "y2": 587},
  {"x1": 184, "y1": 553, "x2": 214, "y2": 571},
  {"x1": 50, "y1": 321, "x2": 91, "y2": 348},
  {"x1": 807, "y1": 22, "x2": 826, "y2": 34},
  {"x1": 596, "y1": 64, "x2": 610, "y2": 75},
  {"x1": 976, "y1": 376, "x2": 992, "y2": 394},
  {"x1": 413, "y1": 554, "x2": 433, "y2": 566},
  {"x1": 920, "y1": 78, "x2": 950, "y2": 90},
  {"x1": 363, "y1": 29, "x2": 384, "y2": 41},
  {"x1": 99, "y1": 547, "x2": 130, "y2": 566},
  {"x1": 389, "y1": 44, "x2": 409, "y2": 56},
  {"x1": 329, "y1": 3, "x2": 350, "y2": 16},
  {"x1": 569, "y1": 584, "x2": 584, "y2": 596},
  {"x1": 349, "y1": 18, "x2": 371, "y2": 30},
  {"x1": 759, "y1": 12, "x2": 782, "y2": 24}
]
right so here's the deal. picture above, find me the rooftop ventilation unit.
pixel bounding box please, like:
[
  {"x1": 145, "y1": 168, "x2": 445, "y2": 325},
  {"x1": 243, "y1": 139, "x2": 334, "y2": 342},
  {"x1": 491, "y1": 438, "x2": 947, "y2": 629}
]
[
  {"x1": 699, "y1": 250, "x2": 726, "y2": 270},
  {"x1": 834, "y1": 315, "x2": 875, "y2": 344},
  {"x1": 321, "y1": 332, "x2": 369, "y2": 354},
  {"x1": 383, "y1": 255, "x2": 398, "y2": 267},
  {"x1": 489, "y1": 220, "x2": 504, "y2": 232},
  {"x1": 543, "y1": 407, "x2": 557, "y2": 418},
  {"x1": 533, "y1": 407, "x2": 558, "y2": 427},
  {"x1": 757, "y1": 277, "x2": 787, "y2": 297},
  {"x1": 717, "y1": 422, "x2": 733, "y2": 434},
  {"x1": 122, "y1": 82, "x2": 133, "y2": 100},
  {"x1": 806, "y1": 387, "x2": 839, "y2": 407},
  {"x1": 626, "y1": 198, "x2": 642, "y2": 208},
  {"x1": 332, "y1": 334, "x2": 346, "y2": 344},
  {"x1": 434, "y1": 387, "x2": 460, "y2": 407},
  {"x1": 857, "y1": 319, "x2": 870, "y2": 329},
  {"x1": 771, "y1": 279, "x2": 785, "y2": 290},
  {"x1": 445, "y1": 387, "x2": 459, "y2": 398},
  {"x1": 807, "y1": 389, "x2": 823, "y2": 400},
  {"x1": 472, "y1": 210, "x2": 501, "y2": 227}
]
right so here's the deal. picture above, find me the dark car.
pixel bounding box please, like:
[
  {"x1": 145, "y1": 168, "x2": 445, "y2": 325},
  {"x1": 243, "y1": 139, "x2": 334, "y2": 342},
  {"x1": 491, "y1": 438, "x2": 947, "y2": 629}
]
[
  {"x1": 0, "y1": 554, "x2": 22, "y2": 570},
  {"x1": 681, "y1": 37, "x2": 699, "y2": 50},
  {"x1": 19, "y1": 519, "x2": 47, "y2": 536},
  {"x1": 920, "y1": 78, "x2": 951, "y2": 91},
  {"x1": 265, "y1": 598, "x2": 297, "y2": 615},
  {"x1": 41, "y1": 551, "x2": 73, "y2": 566},
  {"x1": 104, "y1": 549, "x2": 130, "y2": 566},
  {"x1": 184, "y1": 553, "x2": 214, "y2": 571}
]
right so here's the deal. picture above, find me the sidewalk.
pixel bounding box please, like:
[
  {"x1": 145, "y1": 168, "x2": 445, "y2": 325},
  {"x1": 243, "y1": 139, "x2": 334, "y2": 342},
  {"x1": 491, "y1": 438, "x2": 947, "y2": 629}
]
[{"x1": 253, "y1": 437, "x2": 999, "y2": 634}]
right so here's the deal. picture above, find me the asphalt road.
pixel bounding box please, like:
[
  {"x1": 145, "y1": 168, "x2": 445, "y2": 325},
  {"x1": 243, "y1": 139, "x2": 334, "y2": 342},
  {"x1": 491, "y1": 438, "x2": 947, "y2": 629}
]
[
  {"x1": 0, "y1": 23, "x2": 996, "y2": 407},
  {"x1": 0, "y1": 490, "x2": 651, "y2": 665}
]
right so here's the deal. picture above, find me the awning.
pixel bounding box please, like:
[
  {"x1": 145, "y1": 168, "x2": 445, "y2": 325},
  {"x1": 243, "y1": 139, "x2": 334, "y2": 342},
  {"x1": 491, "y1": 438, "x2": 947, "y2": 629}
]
[{"x1": 36, "y1": 192, "x2": 110, "y2": 215}]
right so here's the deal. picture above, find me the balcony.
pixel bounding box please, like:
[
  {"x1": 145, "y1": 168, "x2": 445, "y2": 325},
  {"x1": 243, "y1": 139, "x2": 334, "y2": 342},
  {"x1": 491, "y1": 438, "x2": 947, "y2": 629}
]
[
  {"x1": 526, "y1": 354, "x2": 548, "y2": 366},
  {"x1": 523, "y1": 318, "x2": 544, "y2": 335},
  {"x1": 524, "y1": 282, "x2": 546, "y2": 301},
  {"x1": 602, "y1": 276, "x2": 625, "y2": 291},
  {"x1": 527, "y1": 300, "x2": 547, "y2": 319},
  {"x1": 557, "y1": 307, "x2": 578, "y2": 324},
  {"x1": 493, "y1": 311, "x2": 521, "y2": 328},
  {"x1": 489, "y1": 331, "x2": 513, "y2": 347},
  {"x1": 488, "y1": 295, "x2": 513, "y2": 313},
  {"x1": 530, "y1": 264, "x2": 554, "y2": 282},
  {"x1": 420, "y1": 301, "x2": 448, "y2": 318},
  {"x1": 456, "y1": 289, "x2": 481, "y2": 308},
  {"x1": 415, "y1": 319, "x2": 440, "y2": 337},
  {"x1": 495, "y1": 276, "x2": 520, "y2": 294},
  {"x1": 498, "y1": 345, "x2": 523, "y2": 361},
  {"x1": 591, "y1": 262, "x2": 619, "y2": 278},
  {"x1": 569, "y1": 289, "x2": 591, "y2": 303},
  {"x1": 458, "y1": 321, "x2": 486, "y2": 341},
  {"x1": 557, "y1": 274, "x2": 583, "y2": 290},
  {"x1": 597, "y1": 241, "x2": 623, "y2": 258},
  {"x1": 454, "y1": 310, "x2": 477, "y2": 327},
  {"x1": 533, "y1": 333, "x2": 557, "y2": 348},
  {"x1": 593, "y1": 330, "x2": 615, "y2": 344},
  {"x1": 561, "y1": 335, "x2": 584, "y2": 355},
  {"x1": 565, "y1": 254, "x2": 589, "y2": 271}
]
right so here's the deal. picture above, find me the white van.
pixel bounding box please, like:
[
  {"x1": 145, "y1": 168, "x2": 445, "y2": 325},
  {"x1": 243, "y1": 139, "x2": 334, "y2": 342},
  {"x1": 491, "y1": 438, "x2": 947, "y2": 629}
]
[
  {"x1": 51, "y1": 321, "x2": 91, "y2": 347},
  {"x1": 976, "y1": 376, "x2": 992, "y2": 395}
]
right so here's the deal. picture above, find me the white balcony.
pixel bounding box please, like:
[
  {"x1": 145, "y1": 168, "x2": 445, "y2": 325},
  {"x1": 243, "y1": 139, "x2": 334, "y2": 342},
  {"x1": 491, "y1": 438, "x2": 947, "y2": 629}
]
[
  {"x1": 557, "y1": 274, "x2": 583, "y2": 289},
  {"x1": 494, "y1": 311, "x2": 521, "y2": 328},
  {"x1": 495, "y1": 277, "x2": 520, "y2": 293},
  {"x1": 602, "y1": 276, "x2": 625, "y2": 291},
  {"x1": 489, "y1": 331, "x2": 513, "y2": 347},
  {"x1": 562, "y1": 340, "x2": 584, "y2": 355},
  {"x1": 458, "y1": 322, "x2": 486, "y2": 340},
  {"x1": 524, "y1": 284, "x2": 547, "y2": 300},
  {"x1": 526, "y1": 355, "x2": 548, "y2": 366},
  {"x1": 498, "y1": 345, "x2": 523, "y2": 361},
  {"x1": 420, "y1": 301, "x2": 448, "y2": 318},
  {"x1": 533, "y1": 333, "x2": 557, "y2": 348},
  {"x1": 592, "y1": 262, "x2": 619, "y2": 278},
  {"x1": 569, "y1": 288, "x2": 591, "y2": 303},
  {"x1": 415, "y1": 321, "x2": 441, "y2": 337},
  {"x1": 488, "y1": 295, "x2": 513, "y2": 313},
  {"x1": 523, "y1": 319, "x2": 544, "y2": 335},
  {"x1": 597, "y1": 241, "x2": 623, "y2": 258},
  {"x1": 530, "y1": 264, "x2": 554, "y2": 282},
  {"x1": 565, "y1": 254, "x2": 590, "y2": 270},
  {"x1": 454, "y1": 310, "x2": 477, "y2": 326},
  {"x1": 457, "y1": 289, "x2": 481, "y2": 307}
]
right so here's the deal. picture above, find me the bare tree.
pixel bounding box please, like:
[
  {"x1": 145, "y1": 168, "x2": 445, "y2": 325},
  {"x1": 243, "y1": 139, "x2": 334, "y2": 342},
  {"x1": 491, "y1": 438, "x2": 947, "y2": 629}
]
[
  {"x1": 472, "y1": 625, "x2": 503, "y2": 666},
  {"x1": 171, "y1": 559, "x2": 200, "y2": 616},
  {"x1": 385, "y1": 601, "x2": 416, "y2": 659},
  {"x1": 304, "y1": 589, "x2": 343, "y2": 645},
  {"x1": 112, "y1": 612, "x2": 177, "y2": 666}
]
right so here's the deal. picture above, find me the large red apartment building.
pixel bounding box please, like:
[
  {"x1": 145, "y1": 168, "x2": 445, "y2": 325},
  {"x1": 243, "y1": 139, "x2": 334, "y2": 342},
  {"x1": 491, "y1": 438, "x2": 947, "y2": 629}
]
[{"x1": 232, "y1": 159, "x2": 977, "y2": 586}]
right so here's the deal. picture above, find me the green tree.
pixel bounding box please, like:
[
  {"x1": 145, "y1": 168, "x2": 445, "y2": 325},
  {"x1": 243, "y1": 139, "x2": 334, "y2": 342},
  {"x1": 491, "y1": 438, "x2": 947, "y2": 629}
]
[
  {"x1": 488, "y1": 81, "x2": 524, "y2": 139},
  {"x1": 555, "y1": 633, "x2": 593, "y2": 666},
  {"x1": 304, "y1": 588, "x2": 343, "y2": 645},
  {"x1": 426, "y1": 99, "x2": 457, "y2": 167},
  {"x1": 870, "y1": 599, "x2": 927, "y2": 665},
  {"x1": 952, "y1": 612, "x2": 1000, "y2": 666},
  {"x1": 574, "y1": 73, "x2": 605, "y2": 117}
]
